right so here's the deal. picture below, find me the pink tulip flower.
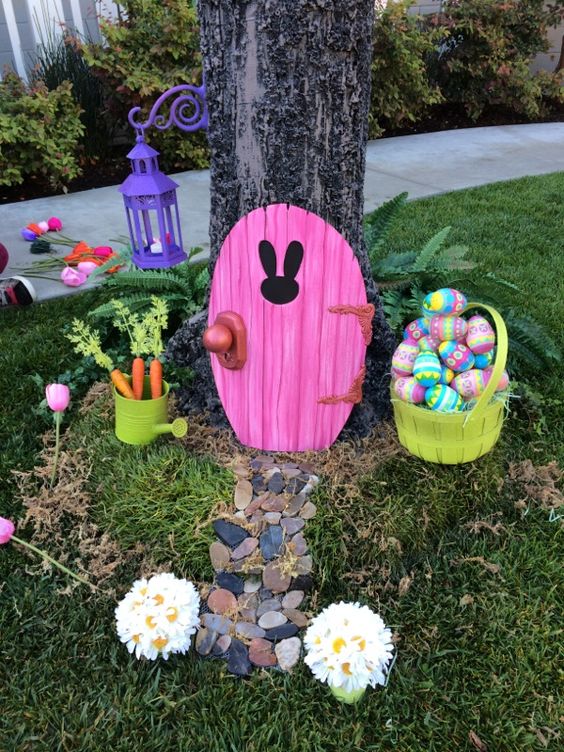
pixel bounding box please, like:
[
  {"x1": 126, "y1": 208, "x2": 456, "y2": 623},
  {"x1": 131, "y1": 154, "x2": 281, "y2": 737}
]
[
  {"x1": 38, "y1": 221, "x2": 50, "y2": 233},
  {"x1": 0, "y1": 515, "x2": 95, "y2": 589},
  {"x1": 47, "y1": 217, "x2": 63, "y2": 231},
  {"x1": 45, "y1": 383, "x2": 70, "y2": 412},
  {"x1": 61, "y1": 266, "x2": 87, "y2": 287},
  {"x1": 0, "y1": 516, "x2": 15, "y2": 544},
  {"x1": 93, "y1": 246, "x2": 113, "y2": 257},
  {"x1": 77, "y1": 261, "x2": 98, "y2": 276}
]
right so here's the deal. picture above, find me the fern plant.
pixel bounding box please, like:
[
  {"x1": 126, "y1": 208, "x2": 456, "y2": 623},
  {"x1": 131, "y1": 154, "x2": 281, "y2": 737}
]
[
  {"x1": 367, "y1": 194, "x2": 561, "y2": 374},
  {"x1": 89, "y1": 247, "x2": 209, "y2": 322}
]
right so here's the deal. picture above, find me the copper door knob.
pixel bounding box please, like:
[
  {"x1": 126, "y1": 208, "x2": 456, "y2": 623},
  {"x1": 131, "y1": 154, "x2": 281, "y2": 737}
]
[{"x1": 203, "y1": 323, "x2": 233, "y2": 353}]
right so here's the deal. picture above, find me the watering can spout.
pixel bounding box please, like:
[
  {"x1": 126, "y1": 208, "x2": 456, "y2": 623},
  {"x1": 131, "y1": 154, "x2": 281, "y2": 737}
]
[{"x1": 153, "y1": 418, "x2": 188, "y2": 439}]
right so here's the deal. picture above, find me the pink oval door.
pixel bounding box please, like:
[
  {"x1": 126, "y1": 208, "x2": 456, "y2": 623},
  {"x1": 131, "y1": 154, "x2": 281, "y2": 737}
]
[{"x1": 208, "y1": 204, "x2": 373, "y2": 451}]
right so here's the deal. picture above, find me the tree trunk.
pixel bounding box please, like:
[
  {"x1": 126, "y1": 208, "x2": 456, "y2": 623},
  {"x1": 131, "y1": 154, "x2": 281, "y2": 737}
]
[{"x1": 168, "y1": 0, "x2": 396, "y2": 437}]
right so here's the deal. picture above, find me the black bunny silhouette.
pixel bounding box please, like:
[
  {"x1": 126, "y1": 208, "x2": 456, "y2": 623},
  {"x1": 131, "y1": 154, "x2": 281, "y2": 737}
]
[{"x1": 258, "y1": 239, "x2": 304, "y2": 305}]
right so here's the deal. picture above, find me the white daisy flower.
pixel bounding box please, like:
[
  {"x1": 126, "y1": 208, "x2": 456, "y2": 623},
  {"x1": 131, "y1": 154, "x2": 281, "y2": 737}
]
[
  {"x1": 304, "y1": 601, "x2": 394, "y2": 693},
  {"x1": 115, "y1": 573, "x2": 200, "y2": 661}
]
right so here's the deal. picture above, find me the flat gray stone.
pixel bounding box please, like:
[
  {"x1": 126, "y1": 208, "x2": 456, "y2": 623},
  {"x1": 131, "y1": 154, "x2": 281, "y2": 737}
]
[
  {"x1": 281, "y1": 517, "x2": 305, "y2": 536},
  {"x1": 195, "y1": 627, "x2": 218, "y2": 656},
  {"x1": 209, "y1": 541, "x2": 230, "y2": 572},
  {"x1": 235, "y1": 622, "x2": 266, "y2": 639},
  {"x1": 300, "y1": 501, "x2": 317, "y2": 520},
  {"x1": 212, "y1": 634, "x2": 232, "y2": 656},
  {"x1": 283, "y1": 608, "x2": 309, "y2": 627},
  {"x1": 289, "y1": 532, "x2": 308, "y2": 555},
  {"x1": 231, "y1": 537, "x2": 259, "y2": 560},
  {"x1": 275, "y1": 636, "x2": 301, "y2": 671},
  {"x1": 201, "y1": 613, "x2": 233, "y2": 635},
  {"x1": 256, "y1": 598, "x2": 282, "y2": 618},
  {"x1": 283, "y1": 494, "x2": 306, "y2": 517},
  {"x1": 257, "y1": 611, "x2": 288, "y2": 629},
  {"x1": 282, "y1": 590, "x2": 305, "y2": 609},
  {"x1": 243, "y1": 577, "x2": 262, "y2": 593},
  {"x1": 234, "y1": 480, "x2": 253, "y2": 510}
]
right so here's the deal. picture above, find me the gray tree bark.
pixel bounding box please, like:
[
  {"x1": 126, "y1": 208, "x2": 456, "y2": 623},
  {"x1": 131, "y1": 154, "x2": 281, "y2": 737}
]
[{"x1": 168, "y1": 0, "x2": 395, "y2": 437}]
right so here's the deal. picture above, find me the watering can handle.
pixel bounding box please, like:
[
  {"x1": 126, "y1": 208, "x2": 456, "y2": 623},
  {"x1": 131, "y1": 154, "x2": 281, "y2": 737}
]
[
  {"x1": 464, "y1": 303, "x2": 508, "y2": 424},
  {"x1": 153, "y1": 418, "x2": 188, "y2": 438}
]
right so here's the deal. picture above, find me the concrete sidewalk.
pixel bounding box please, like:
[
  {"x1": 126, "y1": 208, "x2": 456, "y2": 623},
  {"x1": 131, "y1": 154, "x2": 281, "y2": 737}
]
[{"x1": 2, "y1": 122, "x2": 563, "y2": 303}]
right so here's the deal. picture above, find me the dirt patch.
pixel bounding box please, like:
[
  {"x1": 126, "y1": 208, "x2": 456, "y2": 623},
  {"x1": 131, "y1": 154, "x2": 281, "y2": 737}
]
[{"x1": 507, "y1": 459, "x2": 563, "y2": 512}]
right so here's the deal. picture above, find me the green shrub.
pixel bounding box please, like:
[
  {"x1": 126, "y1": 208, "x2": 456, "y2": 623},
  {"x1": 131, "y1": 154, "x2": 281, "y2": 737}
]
[
  {"x1": 0, "y1": 72, "x2": 84, "y2": 188},
  {"x1": 83, "y1": 0, "x2": 208, "y2": 172},
  {"x1": 370, "y1": 0, "x2": 443, "y2": 138},
  {"x1": 429, "y1": 0, "x2": 564, "y2": 120}
]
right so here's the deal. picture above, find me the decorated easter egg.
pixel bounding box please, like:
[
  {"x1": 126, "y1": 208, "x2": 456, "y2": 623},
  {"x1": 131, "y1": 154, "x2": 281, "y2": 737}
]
[
  {"x1": 413, "y1": 352, "x2": 442, "y2": 387},
  {"x1": 391, "y1": 342, "x2": 419, "y2": 377},
  {"x1": 393, "y1": 376, "x2": 427, "y2": 404},
  {"x1": 474, "y1": 349, "x2": 495, "y2": 369},
  {"x1": 418, "y1": 335, "x2": 440, "y2": 352},
  {"x1": 483, "y1": 367, "x2": 510, "y2": 392},
  {"x1": 438, "y1": 340, "x2": 475, "y2": 372},
  {"x1": 466, "y1": 315, "x2": 495, "y2": 354},
  {"x1": 422, "y1": 288, "x2": 467, "y2": 316},
  {"x1": 425, "y1": 384, "x2": 464, "y2": 412},
  {"x1": 403, "y1": 317, "x2": 430, "y2": 342},
  {"x1": 429, "y1": 315, "x2": 468, "y2": 342},
  {"x1": 451, "y1": 369, "x2": 487, "y2": 399},
  {"x1": 439, "y1": 366, "x2": 455, "y2": 385}
]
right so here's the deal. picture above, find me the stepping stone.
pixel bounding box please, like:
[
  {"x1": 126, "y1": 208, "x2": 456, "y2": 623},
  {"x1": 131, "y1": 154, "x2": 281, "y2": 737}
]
[
  {"x1": 251, "y1": 475, "x2": 267, "y2": 493},
  {"x1": 212, "y1": 634, "x2": 232, "y2": 656},
  {"x1": 263, "y1": 512, "x2": 282, "y2": 524},
  {"x1": 209, "y1": 541, "x2": 231, "y2": 571},
  {"x1": 196, "y1": 627, "x2": 217, "y2": 656},
  {"x1": 282, "y1": 590, "x2": 304, "y2": 609},
  {"x1": 243, "y1": 577, "x2": 262, "y2": 593},
  {"x1": 249, "y1": 637, "x2": 277, "y2": 667},
  {"x1": 281, "y1": 517, "x2": 305, "y2": 535},
  {"x1": 299, "y1": 462, "x2": 315, "y2": 473},
  {"x1": 213, "y1": 520, "x2": 249, "y2": 548},
  {"x1": 292, "y1": 574, "x2": 313, "y2": 592},
  {"x1": 207, "y1": 588, "x2": 237, "y2": 615},
  {"x1": 267, "y1": 473, "x2": 286, "y2": 494},
  {"x1": 234, "y1": 480, "x2": 253, "y2": 510},
  {"x1": 216, "y1": 571, "x2": 245, "y2": 596},
  {"x1": 258, "y1": 611, "x2": 287, "y2": 629},
  {"x1": 293, "y1": 555, "x2": 313, "y2": 575},
  {"x1": 245, "y1": 493, "x2": 269, "y2": 517},
  {"x1": 263, "y1": 623, "x2": 299, "y2": 641},
  {"x1": 235, "y1": 622, "x2": 266, "y2": 639},
  {"x1": 286, "y1": 477, "x2": 306, "y2": 495},
  {"x1": 275, "y1": 637, "x2": 301, "y2": 671},
  {"x1": 231, "y1": 537, "x2": 258, "y2": 560},
  {"x1": 288, "y1": 532, "x2": 308, "y2": 555},
  {"x1": 282, "y1": 468, "x2": 302, "y2": 479},
  {"x1": 262, "y1": 561, "x2": 291, "y2": 593},
  {"x1": 256, "y1": 598, "x2": 281, "y2": 618},
  {"x1": 283, "y1": 494, "x2": 306, "y2": 517},
  {"x1": 259, "y1": 525, "x2": 284, "y2": 561},
  {"x1": 261, "y1": 496, "x2": 286, "y2": 513},
  {"x1": 227, "y1": 639, "x2": 251, "y2": 676},
  {"x1": 201, "y1": 613, "x2": 233, "y2": 634},
  {"x1": 300, "y1": 501, "x2": 317, "y2": 520},
  {"x1": 283, "y1": 608, "x2": 309, "y2": 627},
  {"x1": 232, "y1": 465, "x2": 249, "y2": 479}
]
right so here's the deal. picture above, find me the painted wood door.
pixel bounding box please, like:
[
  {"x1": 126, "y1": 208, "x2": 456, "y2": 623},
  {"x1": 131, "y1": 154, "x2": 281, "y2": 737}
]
[{"x1": 208, "y1": 204, "x2": 373, "y2": 451}]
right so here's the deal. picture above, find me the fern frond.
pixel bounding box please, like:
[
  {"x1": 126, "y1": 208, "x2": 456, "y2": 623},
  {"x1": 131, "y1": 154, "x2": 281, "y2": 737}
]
[
  {"x1": 412, "y1": 226, "x2": 452, "y2": 272},
  {"x1": 105, "y1": 269, "x2": 190, "y2": 293},
  {"x1": 365, "y1": 192, "x2": 408, "y2": 264},
  {"x1": 504, "y1": 310, "x2": 561, "y2": 371}
]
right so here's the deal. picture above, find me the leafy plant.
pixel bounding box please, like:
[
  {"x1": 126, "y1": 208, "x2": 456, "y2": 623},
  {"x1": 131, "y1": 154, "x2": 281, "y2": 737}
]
[
  {"x1": 367, "y1": 194, "x2": 562, "y2": 373},
  {"x1": 370, "y1": 1, "x2": 443, "y2": 138},
  {"x1": 82, "y1": 0, "x2": 207, "y2": 172},
  {"x1": 428, "y1": 0, "x2": 564, "y2": 120},
  {"x1": 0, "y1": 71, "x2": 84, "y2": 188},
  {"x1": 89, "y1": 248, "x2": 209, "y2": 322}
]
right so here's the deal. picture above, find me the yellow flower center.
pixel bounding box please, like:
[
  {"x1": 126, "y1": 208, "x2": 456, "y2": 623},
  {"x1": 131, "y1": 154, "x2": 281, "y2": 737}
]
[
  {"x1": 342, "y1": 662, "x2": 353, "y2": 676},
  {"x1": 145, "y1": 615, "x2": 157, "y2": 629},
  {"x1": 332, "y1": 637, "x2": 346, "y2": 654},
  {"x1": 314, "y1": 637, "x2": 321, "y2": 645},
  {"x1": 152, "y1": 637, "x2": 168, "y2": 650},
  {"x1": 153, "y1": 594, "x2": 165, "y2": 605},
  {"x1": 132, "y1": 634, "x2": 140, "y2": 643},
  {"x1": 351, "y1": 635, "x2": 366, "y2": 650},
  {"x1": 166, "y1": 607, "x2": 178, "y2": 623},
  {"x1": 140, "y1": 587, "x2": 147, "y2": 595}
]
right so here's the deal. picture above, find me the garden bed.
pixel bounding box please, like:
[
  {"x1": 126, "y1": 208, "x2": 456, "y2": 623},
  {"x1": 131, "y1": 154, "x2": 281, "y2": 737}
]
[{"x1": 1, "y1": 175, "x2": 562, "y2": 751}]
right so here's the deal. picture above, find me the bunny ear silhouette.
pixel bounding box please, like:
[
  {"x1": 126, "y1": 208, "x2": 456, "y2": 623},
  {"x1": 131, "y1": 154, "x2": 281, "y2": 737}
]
[
  {"x1": 259, "y1": 240, "x2": 277, "y2": 278},
  {"x1": 284, "y1": 241, "x2": 303, "y2": 280}
]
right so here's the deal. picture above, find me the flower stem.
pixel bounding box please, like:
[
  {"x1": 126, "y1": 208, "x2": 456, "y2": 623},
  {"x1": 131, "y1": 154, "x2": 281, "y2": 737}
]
[
  {"x1": 50, "y1": 411, "x2": 61, "y2": 487},
  {"x1": 11, "y1": 535, "x2": 100, "y2": 591}
]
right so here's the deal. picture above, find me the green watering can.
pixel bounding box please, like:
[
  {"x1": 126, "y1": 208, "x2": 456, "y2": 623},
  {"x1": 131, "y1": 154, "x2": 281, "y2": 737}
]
[{"x1": 114, "y1": 376, "x2": 187, "y2": 445}]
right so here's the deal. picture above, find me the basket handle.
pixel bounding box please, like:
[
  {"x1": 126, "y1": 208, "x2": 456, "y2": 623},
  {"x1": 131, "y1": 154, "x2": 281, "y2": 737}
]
[{"x1": 463, "y1": 302, "x2": 508, "y2": 424}]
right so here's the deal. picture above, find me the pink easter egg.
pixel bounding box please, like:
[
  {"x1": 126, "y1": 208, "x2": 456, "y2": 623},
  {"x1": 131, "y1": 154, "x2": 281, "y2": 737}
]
[
  {"x1": 483, "y1": 367, "x2": 510, "y2": 392},
  {"x1": 429, "y1": 315, "x2": 468, "y2": 342},
  {"x1": 391, "y1": 341, "x2": 419, "y2": 377},
  {"x1": 393, "y1": 376, "x2": 426, "y2": 404},
  {"x1": 451, "y1": 369, "x2": 486, "y2": 399},
  {"x1": 466, "y1": 315, "x2": 495, "y2": 354},
  {"x1": 418, "y1": 335, "x2": 440, "y2": 352},
  {"x1": 403, "y1": 317, "x2": 429, "y2": 342}
]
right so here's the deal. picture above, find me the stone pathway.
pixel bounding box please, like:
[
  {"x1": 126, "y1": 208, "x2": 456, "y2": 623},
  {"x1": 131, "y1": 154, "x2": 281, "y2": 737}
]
[{"x1": 196, "y1": 456, "x2": 319, "y2": 675}]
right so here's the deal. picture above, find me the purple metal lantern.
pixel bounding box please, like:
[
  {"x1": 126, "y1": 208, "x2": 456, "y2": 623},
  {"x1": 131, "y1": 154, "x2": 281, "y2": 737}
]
[{"x1": 119, "y1": 138, "x2": 186, "y2": 269}]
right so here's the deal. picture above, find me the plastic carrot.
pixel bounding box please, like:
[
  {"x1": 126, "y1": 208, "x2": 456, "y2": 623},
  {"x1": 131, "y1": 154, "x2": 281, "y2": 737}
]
[
  {"x1": 150, "y1": 358, "x2": 163, "y2": 399},
  {"x1": 131, "y1": 356, "x2": 145, "y2": 400},
  {"x1": 111, "y1": 369, "x2": 135, "y2": 399}
]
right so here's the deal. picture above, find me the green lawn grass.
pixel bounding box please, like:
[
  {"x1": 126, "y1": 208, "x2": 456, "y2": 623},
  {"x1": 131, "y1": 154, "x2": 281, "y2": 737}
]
[{"x1": 1, "y1": 174, "x2": 563, "y2": 752}]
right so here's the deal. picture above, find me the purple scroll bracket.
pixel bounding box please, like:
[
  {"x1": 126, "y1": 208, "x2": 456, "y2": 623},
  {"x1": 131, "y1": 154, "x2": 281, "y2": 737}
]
[{"x1": 128, "y1": 82, "x2": 208, "y2": 137}]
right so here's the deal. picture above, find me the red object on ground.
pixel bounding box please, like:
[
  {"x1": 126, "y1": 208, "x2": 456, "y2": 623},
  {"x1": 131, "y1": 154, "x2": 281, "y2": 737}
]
[{"x1": 0, "y1": 243, "x2": 8, "y2": 274}]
